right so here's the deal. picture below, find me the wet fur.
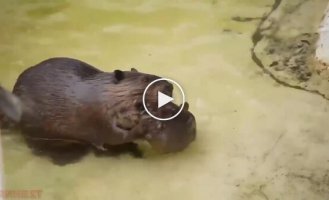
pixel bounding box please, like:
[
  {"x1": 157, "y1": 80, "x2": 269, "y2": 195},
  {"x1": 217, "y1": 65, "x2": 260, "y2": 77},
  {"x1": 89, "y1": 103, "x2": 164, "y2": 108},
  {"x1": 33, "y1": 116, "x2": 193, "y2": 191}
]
[
  {"x1": 1, "y1": 57, "x2": 196, "y2": 164},
  {"x1": 13, "y1": 57, "x2": 165, "y2": 148}
]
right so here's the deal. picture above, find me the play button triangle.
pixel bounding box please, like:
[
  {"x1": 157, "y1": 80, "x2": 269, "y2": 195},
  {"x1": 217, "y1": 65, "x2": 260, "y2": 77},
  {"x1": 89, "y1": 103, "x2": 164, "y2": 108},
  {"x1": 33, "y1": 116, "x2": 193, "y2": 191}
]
[{"x1": 158, "y1": 91, "x2": 174, "y2": 108}]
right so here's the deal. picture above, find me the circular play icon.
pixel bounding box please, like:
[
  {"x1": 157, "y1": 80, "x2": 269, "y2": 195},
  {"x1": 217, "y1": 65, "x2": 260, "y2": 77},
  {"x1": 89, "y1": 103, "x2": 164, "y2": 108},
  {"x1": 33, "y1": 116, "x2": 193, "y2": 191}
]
[{"x1": 142, "y1": 78, "x2": 185, "y2": 121}]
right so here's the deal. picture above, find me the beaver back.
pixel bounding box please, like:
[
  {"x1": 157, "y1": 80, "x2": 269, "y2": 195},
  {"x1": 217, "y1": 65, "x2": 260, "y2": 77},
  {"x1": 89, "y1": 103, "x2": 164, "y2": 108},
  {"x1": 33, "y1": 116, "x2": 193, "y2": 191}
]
[{"x1": 13, "y1": 57, "x2": 169, "y2": 146}]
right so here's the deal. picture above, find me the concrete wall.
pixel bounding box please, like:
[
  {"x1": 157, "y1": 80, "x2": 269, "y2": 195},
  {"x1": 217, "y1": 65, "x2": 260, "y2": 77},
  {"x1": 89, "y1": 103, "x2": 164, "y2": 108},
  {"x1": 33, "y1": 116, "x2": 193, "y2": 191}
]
[{"x1": 316, "y1": 4, "x2": 329, "y2": 73}]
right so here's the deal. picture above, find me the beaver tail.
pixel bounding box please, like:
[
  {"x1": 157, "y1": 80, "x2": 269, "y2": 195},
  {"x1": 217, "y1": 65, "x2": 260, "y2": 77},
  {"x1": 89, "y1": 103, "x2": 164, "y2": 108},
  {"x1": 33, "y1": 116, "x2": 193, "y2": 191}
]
[{"x1": 0, "y1": 86, "x2": 22, "y2": 126}]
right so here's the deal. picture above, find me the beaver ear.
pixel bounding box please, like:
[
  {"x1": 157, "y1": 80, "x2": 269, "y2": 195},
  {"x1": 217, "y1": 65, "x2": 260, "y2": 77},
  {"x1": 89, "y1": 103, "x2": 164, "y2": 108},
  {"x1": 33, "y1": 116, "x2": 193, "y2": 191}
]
[
  {"x1": 113, "y1": 70, "x2": 125, "y2": 84},
  {"x1": 182, "y1": 102, "x2": 189, "y2": 111},
  {"x1": 131, "y1": 68, "x2": 138, "y2": 72}
]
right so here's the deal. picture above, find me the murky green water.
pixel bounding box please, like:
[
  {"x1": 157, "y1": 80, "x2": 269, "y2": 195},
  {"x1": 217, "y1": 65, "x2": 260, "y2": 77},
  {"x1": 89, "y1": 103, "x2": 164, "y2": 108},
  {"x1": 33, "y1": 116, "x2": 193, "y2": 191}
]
[{"x1": 1, "y1": 0, "x2": 329, "y2": 199}]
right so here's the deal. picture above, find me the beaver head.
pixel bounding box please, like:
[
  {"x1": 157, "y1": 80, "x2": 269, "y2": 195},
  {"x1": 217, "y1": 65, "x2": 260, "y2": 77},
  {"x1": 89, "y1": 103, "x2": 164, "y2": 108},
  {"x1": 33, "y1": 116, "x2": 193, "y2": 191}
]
[
  {"x1": 109, "y1": 68, "x2": 173, "y2": 131},
  {"x1": 142, "y1": 102, "x2": 196, "y2": 153},
  {"x1": 112, "y1": 68, "x2": 173, "y2": 95},
  {"x1": 108, "y1": 68, "x2": 173, "y2": 108}
]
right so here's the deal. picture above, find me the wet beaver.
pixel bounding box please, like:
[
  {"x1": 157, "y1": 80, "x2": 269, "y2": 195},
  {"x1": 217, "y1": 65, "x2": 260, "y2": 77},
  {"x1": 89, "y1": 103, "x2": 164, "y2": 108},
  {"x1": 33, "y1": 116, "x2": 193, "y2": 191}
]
[
  {"x1": 3, "y1": 57, "x2": 196, "y2": 154},
  {"x1": 11, "y1": 57, "x2": 172, "y2": 150}
]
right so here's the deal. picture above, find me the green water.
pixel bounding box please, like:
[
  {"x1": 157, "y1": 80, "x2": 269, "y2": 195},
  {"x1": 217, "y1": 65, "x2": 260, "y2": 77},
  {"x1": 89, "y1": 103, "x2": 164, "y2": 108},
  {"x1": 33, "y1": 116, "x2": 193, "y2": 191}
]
[{"x1": 1, "y1": 0, "x2": 329, "y2": 199}]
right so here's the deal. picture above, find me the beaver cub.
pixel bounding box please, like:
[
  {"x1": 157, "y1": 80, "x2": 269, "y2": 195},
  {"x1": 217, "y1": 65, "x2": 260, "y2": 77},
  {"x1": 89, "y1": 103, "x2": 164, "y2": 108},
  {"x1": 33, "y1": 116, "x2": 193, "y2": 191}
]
[
  {"x1": 141, "y1": 102, "x2": 196, "y2": 153},
  {"x1": 3, "y1": 57, "x2": 196, "y2": 154}
]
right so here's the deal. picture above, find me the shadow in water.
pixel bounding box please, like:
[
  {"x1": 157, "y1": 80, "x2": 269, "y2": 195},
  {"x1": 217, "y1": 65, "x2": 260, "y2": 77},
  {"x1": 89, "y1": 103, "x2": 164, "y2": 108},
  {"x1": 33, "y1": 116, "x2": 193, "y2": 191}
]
[{"x1": 25, "y1": 138, "x2": 143, "y2": 166}]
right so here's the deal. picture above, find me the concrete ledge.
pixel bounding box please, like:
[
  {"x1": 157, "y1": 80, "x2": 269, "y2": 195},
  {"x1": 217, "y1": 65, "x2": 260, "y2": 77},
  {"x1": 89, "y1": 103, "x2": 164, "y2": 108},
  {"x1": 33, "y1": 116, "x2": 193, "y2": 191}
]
[{"x1": 315, "y1": 3, "x2": 329, "y2": 76}]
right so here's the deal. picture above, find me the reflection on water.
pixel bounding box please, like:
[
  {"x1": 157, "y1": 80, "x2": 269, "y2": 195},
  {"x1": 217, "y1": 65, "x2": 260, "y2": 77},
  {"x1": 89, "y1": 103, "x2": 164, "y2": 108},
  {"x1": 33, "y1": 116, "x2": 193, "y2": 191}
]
[{"x1": 1, "y1": 0, "x2": 329, "y2": 199}]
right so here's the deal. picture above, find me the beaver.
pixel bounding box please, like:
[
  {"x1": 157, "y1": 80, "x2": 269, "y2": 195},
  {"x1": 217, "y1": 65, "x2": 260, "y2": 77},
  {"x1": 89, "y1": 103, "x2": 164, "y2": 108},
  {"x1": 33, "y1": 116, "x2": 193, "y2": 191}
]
[
  {"x1": 140, "y1": 102, "x2": 196, "y2": 153},
  {"x1": 10, "y1": 57, "x2": 173, "y2": 150},
  {"x1": 4, "y1": 57, "x2": 196, "y2": 154}
]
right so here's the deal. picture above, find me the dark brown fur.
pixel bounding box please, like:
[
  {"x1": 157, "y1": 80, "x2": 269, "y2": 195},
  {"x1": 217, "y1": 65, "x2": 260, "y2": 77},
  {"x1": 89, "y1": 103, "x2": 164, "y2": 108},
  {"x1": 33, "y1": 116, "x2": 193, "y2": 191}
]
[
  {"x1": 1, "y1": 57, "x2": 196, "y2": 160},
  {"x1": 12, "y1": 57, "x2": 171, "y2": 149}
]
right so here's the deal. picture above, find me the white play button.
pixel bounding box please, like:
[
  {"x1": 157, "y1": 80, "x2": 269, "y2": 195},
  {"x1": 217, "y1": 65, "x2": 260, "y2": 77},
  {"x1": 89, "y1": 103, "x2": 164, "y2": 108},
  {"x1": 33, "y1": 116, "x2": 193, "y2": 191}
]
[
  {"x1": 158, "y1": 91, "x2": 173, "y2": 108},
  {"x1": 143, "y1": 78, "x2": 185, "y2": 121}
]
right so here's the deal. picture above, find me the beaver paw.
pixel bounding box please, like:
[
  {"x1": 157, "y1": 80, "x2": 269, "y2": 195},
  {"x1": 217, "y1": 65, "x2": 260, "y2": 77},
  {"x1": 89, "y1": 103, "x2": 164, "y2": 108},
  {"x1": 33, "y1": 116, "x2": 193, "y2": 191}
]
[{"x1": 93, "y1": 143, "x2": 107, "y2": 151}]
